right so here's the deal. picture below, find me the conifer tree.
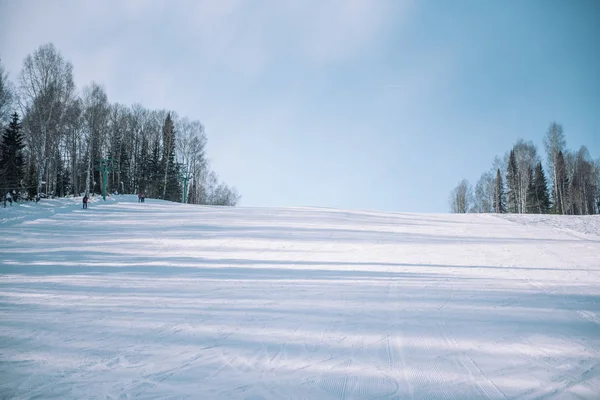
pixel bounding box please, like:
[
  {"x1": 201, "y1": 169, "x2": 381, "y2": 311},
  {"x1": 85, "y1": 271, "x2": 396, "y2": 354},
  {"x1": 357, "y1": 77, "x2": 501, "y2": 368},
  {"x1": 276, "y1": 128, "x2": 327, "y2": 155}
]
[
  {"x1": 118, "y1": 140, "x2": 130, "y2": 194},
  {"x1": 0, "y1": 112, "x2": 25, "y2": 197},
  {"x1": 138, "y1": 136, "x2": 149, "y2": 195},
  {"x1": 165, "y1": 159, "x2": 182, "y2": 202},
  {"x1": 544, "y1": 123, "x2": 566, "y2": 214},
  {"x1": 526, "y1": 166, "x2": 536, "y2": 213},
  {"x1": 506, "y1": 150, "x2": 518, "y2": 213},
  {"x1": 149, "y1": 140, "x2": 162, "y2": 198},
  {"x1": 555, "y1": 151, "x2": 568, "y2": 214},
  {"x1": 161, "y1": 113, "x2": 180, "y2": 201},
  {"x1": 533, "y1": 162, "x2": 550, "y2": 213},
  {"x1": 161, "y1": 114, "x2": 182, "y2": 202},
  {"x1": 493, "y1": 168, "x2": 506, "y2": 213},
  {"x1": 26, "y1": 160, "x2": 38, "y2": 200},
  {"x1": 55, "y1": 153, "x2": 70, "y2": 197}
]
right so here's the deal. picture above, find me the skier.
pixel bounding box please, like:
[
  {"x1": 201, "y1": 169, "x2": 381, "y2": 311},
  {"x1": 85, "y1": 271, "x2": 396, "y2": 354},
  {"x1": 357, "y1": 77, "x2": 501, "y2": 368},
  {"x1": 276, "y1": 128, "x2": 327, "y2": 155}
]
[
  {"x1": 141, "y1": 192, "x2": 145, "y2": 203},
  {"x1": 82, "y1": 194, "x2": 88, "y2": 209},
  {"x1": 6, "y1": 191, "x2": 12, "y2": 206}
]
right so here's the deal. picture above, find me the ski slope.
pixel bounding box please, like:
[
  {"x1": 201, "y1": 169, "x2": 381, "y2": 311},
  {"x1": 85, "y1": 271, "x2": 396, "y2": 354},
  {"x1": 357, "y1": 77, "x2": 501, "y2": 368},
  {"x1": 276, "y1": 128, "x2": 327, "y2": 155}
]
[{"x1": 1, "y1": 195, "x2": 599, "y2": 399}]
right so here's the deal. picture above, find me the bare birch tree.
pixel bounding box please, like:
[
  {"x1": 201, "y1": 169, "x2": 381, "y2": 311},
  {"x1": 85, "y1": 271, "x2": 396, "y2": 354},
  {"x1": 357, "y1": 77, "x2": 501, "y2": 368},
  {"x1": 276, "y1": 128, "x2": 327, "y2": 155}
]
[
  {"x1": 512, "y1": 139, "x2": 539, "y2": 213},
  {"x1": 449, "y1": 179, "x2": 473, "y2": 213},
  {"x1": 474, "y1": 171, "x2": 495, "y2": 213},
  {"x1": 0, "y1": 59, "x2": 15, "y2": 125},
  {"x1": 81, "y1": 82, "x2": 110, "y2": 195},
  {"x1": 18, "y1": 43, "x2": 75, "y2": 196},
  {"x1": 544, "y1": 123, "x2": 566, "y2": 213}
]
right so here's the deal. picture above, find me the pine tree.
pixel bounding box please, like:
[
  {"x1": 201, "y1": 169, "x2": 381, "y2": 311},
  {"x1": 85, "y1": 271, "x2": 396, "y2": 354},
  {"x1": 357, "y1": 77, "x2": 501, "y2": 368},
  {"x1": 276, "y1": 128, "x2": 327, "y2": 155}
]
[
  {"x1": 533, "y1": 162, "x2": 550, "y2": 213},
  {"x1": 165, "y1": 159, "x2": 182, "y2": 202},
  {"x1": 138, "y1": 136, "x2": 149, "y2": 194},
  {"x1": 506, "y1": 150, "x2": 518, "y2": 213},
  {"x1": 554, "y1": 151, "x2": 568, "y2": 214},
  {"x1": 526, "y1": 166, "x2": 536, "y2": 213},
  {"x1": 161, "y1": 113, "x2": 175, "y2": 200},
  {"x1": 0, "y1": 112, "x2": 25, "y2": 197},
  {"x1": 55, "y1": 153, "x2": 70, "y2": 197},
  {"x1": 159, "y1": 113, "x2": 181, "y2": 202},
  {"x1": 26, "y1": 160, "x2": 38, "y2": 200},
  {"x1": 147, "y1": 139, "x2": 162, "y2": 198},
  {"x1": 493, "y1": 168, "x2": 506, "y2": 213},
  {"x1": 118, "y1": 140, "x2": 130, "y2": 194},
  {"x1": 544, "y1": 123, "x2": 566, "y2": 215},
  {"x1": 55, "y1": 153, "x2": 65, "y2": 197}
]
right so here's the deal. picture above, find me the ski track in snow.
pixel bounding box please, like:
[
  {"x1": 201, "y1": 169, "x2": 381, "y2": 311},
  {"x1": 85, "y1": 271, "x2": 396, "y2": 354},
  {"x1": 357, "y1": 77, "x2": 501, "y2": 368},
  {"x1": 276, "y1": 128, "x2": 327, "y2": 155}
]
[{"x1": 1, "y1": 195, "x2": 600, "y2": 399}]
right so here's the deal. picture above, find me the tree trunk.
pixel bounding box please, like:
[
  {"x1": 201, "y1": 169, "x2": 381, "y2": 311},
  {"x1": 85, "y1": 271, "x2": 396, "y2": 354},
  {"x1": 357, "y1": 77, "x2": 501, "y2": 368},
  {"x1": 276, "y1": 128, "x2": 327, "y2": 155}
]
[{"x1": 85, "y1": 145, "x2": 92, "y2": 196}]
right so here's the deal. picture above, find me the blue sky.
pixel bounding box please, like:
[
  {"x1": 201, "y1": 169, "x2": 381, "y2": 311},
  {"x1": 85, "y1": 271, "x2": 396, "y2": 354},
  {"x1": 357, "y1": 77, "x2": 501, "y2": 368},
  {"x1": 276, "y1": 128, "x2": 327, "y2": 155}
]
[{"x1": 1, "y1": 0, "x2": 598, "y2": 212}]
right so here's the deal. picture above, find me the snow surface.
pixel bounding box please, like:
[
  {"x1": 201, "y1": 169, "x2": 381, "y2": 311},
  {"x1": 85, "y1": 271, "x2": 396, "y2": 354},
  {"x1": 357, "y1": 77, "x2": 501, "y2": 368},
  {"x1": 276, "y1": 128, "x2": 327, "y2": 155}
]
[{"x1": 1, "y1": 195, "x2": 600, "y2": 399}]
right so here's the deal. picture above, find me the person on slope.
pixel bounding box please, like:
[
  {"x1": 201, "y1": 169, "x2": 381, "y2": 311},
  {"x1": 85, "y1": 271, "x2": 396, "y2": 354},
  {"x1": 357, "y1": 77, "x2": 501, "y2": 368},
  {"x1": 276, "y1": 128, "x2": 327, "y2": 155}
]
[
  {"x1": 6, "y1": 191, "x2": 12, "y2": 206},
  {"x1": 83, "y1": 194, "x2": 89, "y2": 209}
]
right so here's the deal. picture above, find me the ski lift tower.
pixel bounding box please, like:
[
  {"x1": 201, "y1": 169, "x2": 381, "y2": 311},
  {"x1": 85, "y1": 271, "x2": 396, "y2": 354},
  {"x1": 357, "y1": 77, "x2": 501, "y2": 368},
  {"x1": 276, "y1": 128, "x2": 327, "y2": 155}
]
[
  {"x1": 95, "y1": 157, "x2": 117, "y2": 201},
  {"x1": 178, "y1": 164, "x2": 192, "y2": 204}
]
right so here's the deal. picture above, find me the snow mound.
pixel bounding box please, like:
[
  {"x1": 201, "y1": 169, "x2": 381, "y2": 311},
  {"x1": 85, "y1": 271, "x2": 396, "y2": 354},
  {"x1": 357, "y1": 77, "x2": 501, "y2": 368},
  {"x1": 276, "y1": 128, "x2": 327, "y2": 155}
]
[{"x1": 497, "y1": 213, "x2": 600, "y2": 240}]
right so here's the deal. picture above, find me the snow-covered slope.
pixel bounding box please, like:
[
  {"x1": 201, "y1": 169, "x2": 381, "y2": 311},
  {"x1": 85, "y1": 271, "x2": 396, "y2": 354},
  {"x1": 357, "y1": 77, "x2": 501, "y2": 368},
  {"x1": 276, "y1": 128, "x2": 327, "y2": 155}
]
[{"x1": 1, "y1": 195, "x2": 599, "y2": 399}]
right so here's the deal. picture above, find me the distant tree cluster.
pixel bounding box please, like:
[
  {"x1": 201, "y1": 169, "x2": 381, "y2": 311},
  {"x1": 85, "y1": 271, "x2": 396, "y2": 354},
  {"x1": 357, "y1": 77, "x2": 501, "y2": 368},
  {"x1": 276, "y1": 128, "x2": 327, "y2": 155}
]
[
  {"x1": 0, "y1": 44, "x2": 240, "y2": 206},
  {"x1": 450, "y1": 123, "x2": 600, "y2": 215}
]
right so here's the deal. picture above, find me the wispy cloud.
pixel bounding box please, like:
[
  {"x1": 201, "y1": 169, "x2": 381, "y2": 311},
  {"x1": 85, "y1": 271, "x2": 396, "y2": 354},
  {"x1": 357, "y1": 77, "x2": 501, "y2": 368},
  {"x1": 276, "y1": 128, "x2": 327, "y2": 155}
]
[{"x1": 1, "y1": 0, "x2": 410, "y2": 96}]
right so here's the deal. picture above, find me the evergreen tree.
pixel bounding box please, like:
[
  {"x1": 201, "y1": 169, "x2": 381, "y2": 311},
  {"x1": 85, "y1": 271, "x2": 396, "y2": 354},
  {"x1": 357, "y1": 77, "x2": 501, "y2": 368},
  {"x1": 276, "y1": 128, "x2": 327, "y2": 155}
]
[
  {"x1": 544, "y1": 123, "x2": 566, "y2": 215},
  {"x1": 506, "y1": 150, "x2": 518, "y2": 213},
  {"x1": 532, "y1": 162, "x2": 550, "y2": 213},
  {"x1": 138, "y1": 136, "x2": 149, "y2": 194},
  {"x1": 117, "y1": 139, "x2": 130, "y2": 194},
  {"x1": 165, "y1": 159, "x2": 182, "y2": 202},
  {"x1": 55, "y1": 153, "x2": 70, "y2": 197},
  {"x1": 0, "y1": 112, "x2": 25, "y2": 197},
  {"x1": 26, "y1": 160, "x2": 38, "y2": 200},
  {"x1": 147, "y1": 139, "x2": 162, "y2": 198},
  {"x1": 526, "y1": 166, "x2": 536, "y2": 213},
  {"x1": 554, "y1": 151, "x2": 568, "y2": 214},
  {"x1": 161, "y1": 113, "x2": 180, "y2": 201},
  {"x1": 493, "y1": 168, "x2": 506, "y2": 213}
]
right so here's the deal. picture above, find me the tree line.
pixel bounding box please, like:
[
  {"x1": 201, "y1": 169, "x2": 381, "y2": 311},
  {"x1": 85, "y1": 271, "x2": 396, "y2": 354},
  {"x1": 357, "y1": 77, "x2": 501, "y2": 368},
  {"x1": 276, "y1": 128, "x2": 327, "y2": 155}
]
[
  {"x1": 0, "y1": 43, "x2": 240, "y2": 206},
  {"x1": 449, "y1": 123, "x2": 600, "y2": 215}
]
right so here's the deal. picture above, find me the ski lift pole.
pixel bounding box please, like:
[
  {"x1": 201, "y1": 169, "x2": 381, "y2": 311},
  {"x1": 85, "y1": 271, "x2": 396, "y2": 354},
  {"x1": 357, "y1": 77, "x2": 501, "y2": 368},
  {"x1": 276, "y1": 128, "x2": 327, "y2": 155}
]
[
  {"x1": 96, "y1": 157, "x2": 116, "y2": 201},
  {"x1": 182, "y1": 176, "x2": 188, "y2": 204},
  {"x1": 178, "y1": 164, "x2": 192, "y2": 204},
  {"x1": 181, "y1": 174, "x2": 192, "y2": 204}
]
